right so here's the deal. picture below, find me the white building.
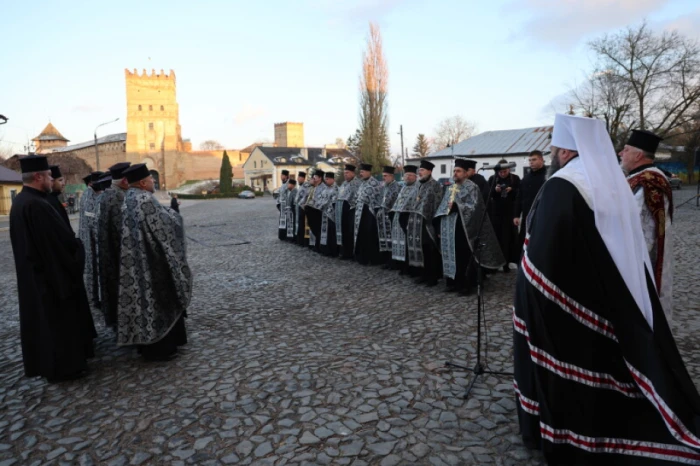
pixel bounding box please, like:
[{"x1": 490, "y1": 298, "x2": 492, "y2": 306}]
[{"x1": 408, "y1": 126, "x2": 553, "y2": 179}]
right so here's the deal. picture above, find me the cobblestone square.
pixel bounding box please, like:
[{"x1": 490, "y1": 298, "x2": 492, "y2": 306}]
[{"x1": 0, "y1": 189, "x2": 698, "y2": 466}]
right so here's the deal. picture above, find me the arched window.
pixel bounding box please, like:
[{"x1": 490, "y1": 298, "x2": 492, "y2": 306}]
[
  {"x1": 138, "y1": 105, "x2": 142, "y2": 111},
  {"x1": 149, "y1": 105, "x2": 153, "y2": 111},
  {"x1": 160, "y1": 105, "x2": 164, "y2": 111}
]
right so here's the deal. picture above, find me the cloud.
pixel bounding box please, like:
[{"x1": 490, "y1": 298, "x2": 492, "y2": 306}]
[
  {"x1": 507, "y1": 0, "x2": 671, "y2": 48},
  {"x1": 658, "y1": 7, "x2": 700, "y2": 39},
  {"x1": 311, "y1": 0, "x2": 412, "y2": 29},
  {"x1": 232, "y1": 105, "x2": 267, "y2": 125},
  {"x1": 71, "y1": 104, "x2": 104, "y2": 113}
]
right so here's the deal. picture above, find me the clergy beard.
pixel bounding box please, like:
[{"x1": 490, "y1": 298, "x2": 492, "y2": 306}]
[{"x1": 547, "y1": 150, "x2": 563, "y2": 178}]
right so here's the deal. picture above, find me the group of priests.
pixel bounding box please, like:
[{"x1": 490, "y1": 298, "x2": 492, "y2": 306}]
[
  {"x1": 275, "y1": 160, "x2": 504, "y2": 294},
  {"x1": 9, "y1": 155, "x2": 191, "y2": 383}
]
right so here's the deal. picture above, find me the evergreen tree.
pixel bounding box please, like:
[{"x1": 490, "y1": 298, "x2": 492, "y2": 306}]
[
  {"x1": 413, "y1": 134, "x2": 430, "y2": 158},
  {"x1": 219, "y1": 151, "x2": 233, "y2": 193}
]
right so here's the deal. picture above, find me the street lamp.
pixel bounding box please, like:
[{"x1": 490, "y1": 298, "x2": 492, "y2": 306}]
[{"x1": 94, "y1": 118, "x2": 120, "y2": 171}]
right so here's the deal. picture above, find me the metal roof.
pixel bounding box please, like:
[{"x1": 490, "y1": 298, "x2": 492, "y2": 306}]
[
  {"x1": 0, "y1": 165, "x2": 22, "y2": 184},
  {"x1": 431, "y1": 126, "x2": 553, "y2": 158},
  {"x1": 53, "y1": 133, "x2": 126, "y2": 153}
]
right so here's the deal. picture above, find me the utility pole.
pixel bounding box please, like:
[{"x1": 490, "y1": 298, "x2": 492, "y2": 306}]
[
  {"x1": 94, "y1": 117, "x2": 120, "y2": 171},
  {"x1": 398, "y1": 125, "x2": 405, "y2": 167}
]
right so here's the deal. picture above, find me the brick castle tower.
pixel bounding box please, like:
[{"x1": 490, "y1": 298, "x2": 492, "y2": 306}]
[
  {"x1": 274, "y1": 122, "x2": 304, "y2": 148},
  {"x1": 125, "y1": 69, "x2": 183, "y2": 154}
]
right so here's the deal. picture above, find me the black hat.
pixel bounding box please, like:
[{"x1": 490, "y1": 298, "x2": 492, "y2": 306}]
[
  {"x1": 627, "y1": 129, "x2": 663, "y2": 155},
  {"x1": 83, "y1": 174, "x2": 92, "y2": 185},
  {"x1": 50, "y1": 165, "x2": 62, "y2": 179},
  {"x1": 360, "y1": 163, "x2": 372, "y2": 171},
  {"x1": 344, "y1": 164, "x2": 356, "y2": 172},
  {"x1": 404, "y1": 165, "x2": 418, "y2": 174},
  {"x1": 325, "y1": 172, "x2": 335, "y2": 179},
  {"x1": 313, "y1": 169, "x2": 325, "y2": 178},
  {"x1": 94, "y1": 175, "x2": 112, "y2": 191},
  {"x1": 90, "y1": 171, "x2": 105, "y2": 183},
  {"x1": 498, "y1": 159, "x2": 508, "y2": 164},
  {"x1": 288, "y1": 179, "x2": 297, "y2": 185},
  {"x1": 420, "y1": 160, "x2": 435, "y2": 171},
  {"x1": 109, "y1": 162, "x2": 132, "y2": 179},
  {"x1": 19, "y1": 155, "x2": 49, "y2": 173},
  {"x1": 123, "y1": 163, "x2": 151, "y2": 183},
  {"x1": 455, "y1": 159, "x2": 475, "y2": 170},
  {"x1": 298, "y1": 171, "x2": 306, "y2": 178},
  {"x1": 281, "y1": 170, "x2": 290, "y2": 176},
  {"x1": 383, "y1": 166, "x2": 395, "y2": 174}
]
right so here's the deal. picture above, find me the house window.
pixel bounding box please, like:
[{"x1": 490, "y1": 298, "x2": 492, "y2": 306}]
[
  {"x1": 149, "y1": 143, "x2": 155, "y2": 150},
  {"x1": 138, "y1": 105, "x2": 142, "y2": 111},
  {"x1": 160, "y1": 105, "x2": 164, "y2": 111},
  {"x1": 148, "y1": 122, "x2": 154, "y2": 130},
  {"x1": 254, "y1": 161, "x2": 257, "y2": 168},
  {"x1": 149, "y1": 105, "x2": 153, "y2": 111},
  {"x1": 441, "y1": 164, "x2": 446, "y2": 174}
]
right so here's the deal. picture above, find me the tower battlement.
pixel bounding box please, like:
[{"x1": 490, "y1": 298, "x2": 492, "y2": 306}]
[{"x1": 124, "y1": 68, "x2": 176, "y2": 84}]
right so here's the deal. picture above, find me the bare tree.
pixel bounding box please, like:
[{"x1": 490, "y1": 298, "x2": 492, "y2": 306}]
[
  {"x1": 433, "y1": 116, "x2": 477, "y2": 151},
  {"x1": 412, "y1": 133, "x2": 430, "y2": 158},
  {"x1": 358, "y1": 22, "x2": 390, "y2": 172},
  {"x1": 199, "y1": 140, "x2": 224, "y2": 151},
  {"x1": 584, "y1": 22, "x2": 700, "y2": 140}
]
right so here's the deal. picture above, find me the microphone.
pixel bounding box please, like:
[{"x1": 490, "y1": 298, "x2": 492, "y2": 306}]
[{"x1": 480, "y1": 162, "x2": 516, "y2": 171}]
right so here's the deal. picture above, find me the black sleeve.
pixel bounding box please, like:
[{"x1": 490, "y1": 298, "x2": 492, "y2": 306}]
[{"x1": 513, "y1": 176, "x2": 523, "y2": 218}]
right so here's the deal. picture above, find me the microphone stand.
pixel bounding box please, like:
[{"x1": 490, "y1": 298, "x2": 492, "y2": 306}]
[{"x1": 444, "y1": 166, "x2": 513, "y2": 399}]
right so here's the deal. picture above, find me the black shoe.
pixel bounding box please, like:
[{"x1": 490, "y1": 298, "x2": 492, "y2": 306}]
[
  {"x1": 444, "y1": 286, "x2": 457, "y2": 293},
  {"x1": 502, "y1": 265, "x2": 510, "y2": 273},
  {"x1": 425, "y1": 280, "x2": 438, "y2": 287},
  {"x1": 459, "y1": 287, "x2": 475, "y2": 296},
  {"x1": 414, "y1": 276, "x2": 427, "y2": 284}
]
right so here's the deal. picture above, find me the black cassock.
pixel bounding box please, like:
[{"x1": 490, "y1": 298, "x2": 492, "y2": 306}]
[
  {"x1": 10, "y1": 186, "x2": 96, "y2": 380},
  {"x1": 470, "y1": 173, "x2": 490, "y2": 202},
  {"x1": 338, "y1": 201, "x2": 355, "y2": 259},
  {"x1": 514, "y1": 178, "x2": 700, "y2": 465},
  {"x1": 46, "y1": 192, "x2": 73, "y2": 234},
  {"x1": 305, "y1": 207, "x2": 322, "y2": 252},
  {"x1": 487, "y1": 173, "x2": 520, "y2": 264},
  {"x1": 355, "y1": 204, "x2": 381, "y2": 265}
]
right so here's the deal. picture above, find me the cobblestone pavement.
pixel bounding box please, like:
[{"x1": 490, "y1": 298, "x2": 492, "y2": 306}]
[{"x1": 0, "y1": 188, "x2": 698, "y2": 466}]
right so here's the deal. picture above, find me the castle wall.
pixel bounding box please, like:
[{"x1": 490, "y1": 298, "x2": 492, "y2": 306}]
[{"x1": 274, "y1": 122, "x2": 304, "y2": 148}]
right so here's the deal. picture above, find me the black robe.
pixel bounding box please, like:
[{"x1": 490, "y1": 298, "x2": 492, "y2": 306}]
[
  {"x1": 47, "y1": 192, "x2": 73, "y2": 234},
  {"x1": 338, "y1": 201, "x2": 355, "y2": 259},
  {"x1": 305, "y1": 207, "x2": 322, "y2": 252},
  {"x1": 296, "y1": 206, "x2": 308, "y2": 247},
  {"x1": 354, "y1": 204, "x2": 381, "y2": 265},
  {"x1": 470, "y1": 173, "x2": 490, "y2": 202},
  {"x1": 514, "y1": 178, "x2": 700, "y2": 465},
  {"x1": 170, "y1": 197, "x2": 180, "y2": 213},
  {"x1": 514, "y1": 167, "x2": 547, "y2": 255},
  {"x1": 487, "y1": 173, "x2": 521, "y2": 264},
  {"x1": 10, "y1": 186, "x2": 96, "y2": 380}
]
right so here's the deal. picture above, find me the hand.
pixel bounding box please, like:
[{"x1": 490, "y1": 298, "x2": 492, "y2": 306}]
[
  {"x1": 495, "y1": 186, "x2": 502, "y2": 193},
  {"x1": 513, "y1": 218, "x2": 520, "y2": 226},
  {"x1": 506, "y1": 187, "x2": 513, "y2": 193}
]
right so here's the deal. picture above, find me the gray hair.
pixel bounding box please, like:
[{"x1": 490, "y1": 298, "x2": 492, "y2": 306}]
[
  {"x1": 22, "y1": 172, "x2": 39, "y2": 183},
  {"x1": 112, "y1": 178, "x2": 124, "y2": 186}
]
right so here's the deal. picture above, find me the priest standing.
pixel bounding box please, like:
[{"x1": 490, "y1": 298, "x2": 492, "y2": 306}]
[
  {"x1": 513, "y1": 114, "x2": 700, "y2": 465},
  {"x1": 96, "y1": 162, "x2": 131, "y2": 331},
  {"x1": 303, "y1": 170, "x2": 327, "y2": 252},
  {"x1": 284, "y1": 178, "x2": 298, "y2": 241},
  {"x1": 434, "y1": 159, "x2": 504, "y2": 294},
  {"x1": 391, "y1": 165, "x2": 420, "y2": 275},
  {"x1": 620, "y1": 129, "x2": 674, "y2": 324},
  {"x1": 335, "y1": 164, "x2": 361, "y2": 259},
  {"x1": 353, "y1": 164, "x2": 383, "y2": 265},
  {"x1": 294, "y1": 172, "x2": 311, "y2": 247},
  {"x1": 46, "y1": 165, "x2": 73, "y2": 233},
  {"x1": 408, "y1": 160, "x2": 443, "y2": 287},
  {"x1": 276, "y1": 170, "x2": 290, "y2": 240},
  {"x1": 118, "y1": 164, "x2": 191, "y2": 361},
  {"x1": 10, "y1": 155, "x2": 96, "y2": 382},
  {"x1": 488, "y1": 160, "x2": 520, "y2": 271},
  {"x1": 79, "y1": 171, "x2": 104, "y2": 310},
  {"x1": 376, "y1": 166, "x2": 401, "y2": 268},
  {"x1": 513, "y1": 151, "x2": 547, "y2": 255},
  {"x1": 319, "y1": 172, "x2": 339, "y2": 256}
]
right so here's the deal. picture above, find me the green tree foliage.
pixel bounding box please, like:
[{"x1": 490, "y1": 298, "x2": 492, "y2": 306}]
[
  {"x1": 219, "y1": 151, "x2": 233, "y2": 193},
  {"x1": 412, "y1": 134, "x2": 430, "y2": 158}
]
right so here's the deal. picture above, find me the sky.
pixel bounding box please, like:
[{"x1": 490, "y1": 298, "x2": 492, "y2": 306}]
[{"x1": 1, "y1": 0, "x2": 699, "y2": 157}]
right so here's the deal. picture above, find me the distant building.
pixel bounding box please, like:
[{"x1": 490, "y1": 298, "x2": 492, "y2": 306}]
[
  {"x1": 243, "y1": 146, "x2": 357, "y2": 192},
  {"x1": 32, "y1": 123, "x2": 69, "y2": 154},
  {"x1": 274, "y1": 122, "x2": 304, "y2": 148},
  {"x1": 409, "y1": 126, "x2": 553, "y2": 179},
  {"x1": 0, "y1": 165, "x2": 22, "y2": 215}
]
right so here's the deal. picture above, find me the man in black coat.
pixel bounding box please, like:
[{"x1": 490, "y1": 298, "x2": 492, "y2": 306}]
[
  {"x1": 487, "y1": 159, "x2": 521, "y2": 271},
  {"x1": 10, "y1": 156, "x2": 96, "y2": 382},
  {"x1": 513, "y1": 150, "x2": 547, "y2": 256},
  {"x1": 46, "y1": 165, "x2": 73, "y2": 234},
  {"x1": 463, "y1": 159, "x2": 489, "y2": 202}
]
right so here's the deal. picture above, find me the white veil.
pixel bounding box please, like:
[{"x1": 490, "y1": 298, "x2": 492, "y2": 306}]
[{"x1": 551, "y1": 114, "x2": 655, "y2": 328}]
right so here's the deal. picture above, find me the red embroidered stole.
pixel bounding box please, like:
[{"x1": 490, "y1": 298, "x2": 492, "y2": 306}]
[{"x1": 628, "y1": 169, "x2": 673, "y2": 291}]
